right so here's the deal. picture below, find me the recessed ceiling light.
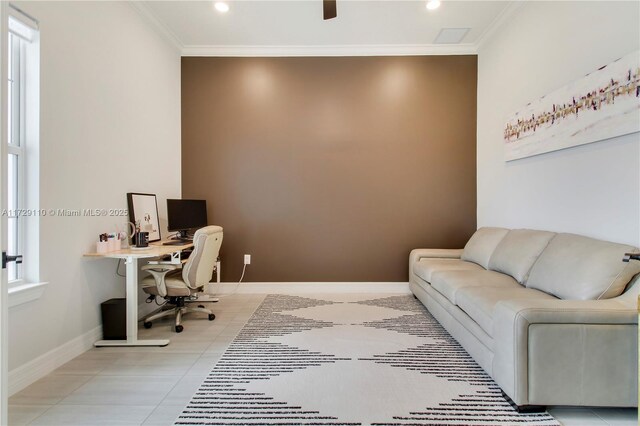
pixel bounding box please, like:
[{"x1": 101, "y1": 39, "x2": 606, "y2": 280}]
[
  {"x1": 214, "y1": 2, "x2": 229, "y2": 13},
  {"x1": 426, "y1": 0, "x2": 441, "y2": 10}
]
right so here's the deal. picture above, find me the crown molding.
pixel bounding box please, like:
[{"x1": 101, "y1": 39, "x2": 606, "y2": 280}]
[
  {"x1": 474, "y1": 0, "x2": 525, "y2": 50},
  {"x1": 182, "y1": 43, "x2": 478, "y2": 57},
  {"x1": 129, "y1": 1, "x2": 183, "y2": 52}
]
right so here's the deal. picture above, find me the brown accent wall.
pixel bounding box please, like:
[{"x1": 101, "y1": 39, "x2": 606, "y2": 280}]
[{"x1": 181, "y1": 56, "x2": 477, "y2": 282}]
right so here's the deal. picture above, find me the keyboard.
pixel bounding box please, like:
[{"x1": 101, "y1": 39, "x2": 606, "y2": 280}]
[{"x1": 162, "y1": 240, "x2": 188, "y2": 246}]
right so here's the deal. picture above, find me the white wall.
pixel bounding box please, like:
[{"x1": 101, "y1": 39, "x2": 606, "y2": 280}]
[
  {"x1": 477, "y1": 1, "x2": 640, "y2": 246},
  {"x1": 8, "y1": 1, "x2": 180, "y2": 371}
]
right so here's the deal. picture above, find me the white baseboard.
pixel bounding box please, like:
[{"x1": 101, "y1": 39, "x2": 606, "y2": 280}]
[
  {"x1": 205, "y1": 282, "x2": 411, "y2": 294},
  {"x1": 8, "y1": 325, "x2": 102, "y2": 396}
]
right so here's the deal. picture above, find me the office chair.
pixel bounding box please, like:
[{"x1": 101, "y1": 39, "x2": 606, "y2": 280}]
[{"x1": 141, "y1": 225, "x2": 223, "y2": 333}]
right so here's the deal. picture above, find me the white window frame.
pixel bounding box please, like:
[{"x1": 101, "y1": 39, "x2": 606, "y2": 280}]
[
  {"x1": 5, "y1": 6, "x2": 44, "y2": 306},
  {"x1": 7, "y1": 28, "x2": 26, "y2": 285}
]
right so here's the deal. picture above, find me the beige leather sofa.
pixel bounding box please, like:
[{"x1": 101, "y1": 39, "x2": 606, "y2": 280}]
[{"x1": 409, "y1": 227, "x2": 639, "y2": 411}]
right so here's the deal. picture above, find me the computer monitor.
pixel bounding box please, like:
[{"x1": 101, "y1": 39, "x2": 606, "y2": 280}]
[{"x1": 167, "y1": 199, "x2": 208, "y2": 239}]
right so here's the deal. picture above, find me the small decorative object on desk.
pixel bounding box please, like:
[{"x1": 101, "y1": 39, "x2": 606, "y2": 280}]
[
  {"x1": 115, "y1": 221, "x2": 136, "y2": 249},
  {"x1": 96, "y1": 231, "x2": 123, "y2": 254},
  {"x1": 107, "y1": 235, "x2": 117, "y2": 251},
  {"x1": 118, "y1": 231, "x2": 128, "y2": 249},
  {"x1": 96, "y1": 241, "x2": 109, "y2": 254},
  {"x1": 97, "y1": 233, "x2": 109, "y2": 253},
  {"x1": 135, "y1": 231, "x2": 149, "y2": 248}
]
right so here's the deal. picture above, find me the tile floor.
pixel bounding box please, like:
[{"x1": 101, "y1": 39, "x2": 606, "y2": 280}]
[
  {"x1": 9, "y1": 294, "x2": 265, "y2": 426},
  {"x1": 8, "y1": 293, "x2": 639, "y2": 426}
]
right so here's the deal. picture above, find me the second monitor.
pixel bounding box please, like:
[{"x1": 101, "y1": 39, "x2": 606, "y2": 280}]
[{"x1": 167, "y1": 199, "x2": 208, "y2": 240}]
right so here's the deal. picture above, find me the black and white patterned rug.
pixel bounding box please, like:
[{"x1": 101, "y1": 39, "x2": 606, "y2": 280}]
[{"x1": 175, "y1": 294, "x2": 559, "y2": 425}]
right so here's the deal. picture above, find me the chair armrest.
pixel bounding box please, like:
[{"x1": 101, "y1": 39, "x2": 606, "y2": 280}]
[
  {"x1": 142, "y1": 264, "x2": 182, "y2": 297},
  {"x1": 492, "y1": 297, "x2": 637, "y2": 405},
  {"x1": 409, "y1": 249, "x2": 463, "y2": 281},
  {"x1": 142, "y1": 263, "x2": 181, "y2": 272}
]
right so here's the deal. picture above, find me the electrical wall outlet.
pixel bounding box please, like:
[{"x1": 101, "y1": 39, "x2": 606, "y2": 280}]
[{"x1": 244, "y1": 254, "x2": 251, "y2": 265}]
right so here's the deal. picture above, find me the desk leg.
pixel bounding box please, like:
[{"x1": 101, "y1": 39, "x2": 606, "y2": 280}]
[
  {"x1": 95, "y1": 256, "x2": 170, "y2": 347},
  {"x1": 125, "y1": 257, "x2": 139, "y2": 343}
]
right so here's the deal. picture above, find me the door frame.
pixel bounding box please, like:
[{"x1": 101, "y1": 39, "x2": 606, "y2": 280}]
[{"x1": 0, "y1": 1, "x2": 9, "y2": 423}]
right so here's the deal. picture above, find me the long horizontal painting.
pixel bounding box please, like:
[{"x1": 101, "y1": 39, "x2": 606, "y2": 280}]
[{"x1": 504, "y1": 50, "x2": 640, "y2": 161}]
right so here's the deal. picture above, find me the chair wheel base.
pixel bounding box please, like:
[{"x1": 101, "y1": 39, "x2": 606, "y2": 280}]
[
  {"x1": 175, "y1": 325, "x2": 184, "y2": 333},
  {"x1": 143, "y1": 321, "x2": 152, "y2": 329},
  {"x1": 209, "y1": 313, "x2": 216, "y2": 321}
]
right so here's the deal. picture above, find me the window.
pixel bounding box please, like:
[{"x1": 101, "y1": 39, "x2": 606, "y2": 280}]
[
  {"x1": 8, "y1": 26, "x2": 24, "y2": 282},
  {"x1": 6, "y1": 12, "x2": 39, "y2": 290}
]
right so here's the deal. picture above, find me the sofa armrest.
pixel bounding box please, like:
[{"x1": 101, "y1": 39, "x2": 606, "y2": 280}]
[
  {"x1": 410, "y1": 248, "x2": 463, "y2": 261},
  {"x1": 492, "y1": 297, "x2": 637, "y2": 405},
  {"x1": 494, "y1": 298, "x2": 637, "y2": 327},
  {"x1": 409, "y1": 249, "x2": 463, "y2": 281}
]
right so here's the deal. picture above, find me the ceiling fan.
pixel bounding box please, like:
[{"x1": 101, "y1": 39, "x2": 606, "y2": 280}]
[{"x1": 323, "y1": 0, "x2": 337, "y2": 20}]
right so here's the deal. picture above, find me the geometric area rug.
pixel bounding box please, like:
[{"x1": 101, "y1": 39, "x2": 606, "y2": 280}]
[{"x1": 175, "y1": 294, "x2": 560, "y2": 425}]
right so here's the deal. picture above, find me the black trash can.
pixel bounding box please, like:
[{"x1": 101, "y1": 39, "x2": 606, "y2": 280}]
[{"x1": 101, "y1": 298, "x2": 126, "y2": 340}]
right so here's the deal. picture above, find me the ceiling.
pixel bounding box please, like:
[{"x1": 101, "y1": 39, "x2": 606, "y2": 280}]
[{"x1": 135, "y1": 1, "x2": 517, "y2": 56}]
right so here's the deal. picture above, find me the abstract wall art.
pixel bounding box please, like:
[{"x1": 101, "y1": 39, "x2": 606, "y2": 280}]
[{"x1": 504, "y1": 50, "x2": 640, "y2": 161}]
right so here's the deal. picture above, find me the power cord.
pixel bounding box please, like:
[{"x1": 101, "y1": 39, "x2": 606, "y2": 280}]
[
  {"x1": 115, "y1": 259, "x2": 125, "y2": 277},
  {"x1": 239, "y1": 263, "x2": 247, "y2": 284},
  {"x1": 208, "y1": 262, "x2": 247, "y2": 299},
  {"x1": 145, "y1": 295, "x2": 168, "y2": 307}
]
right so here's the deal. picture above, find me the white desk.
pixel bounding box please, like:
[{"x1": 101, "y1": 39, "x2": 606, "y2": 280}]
[{"x1": 85, "y1": 241, "x2": 194, "y2": 347}]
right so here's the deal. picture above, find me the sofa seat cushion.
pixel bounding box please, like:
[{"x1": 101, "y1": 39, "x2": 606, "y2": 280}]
[
  {"x1": 431, "y1": 270, "x2": 522, "y2": 305},
  {"x1": 424, "y1": 284, "x2": 495, "y2": 354},
  {"x1": 456, "y1": 287, "x2": 558, "y2": 336},
  {"x1": 526, "y1": 233, "x2": 640, "y2": 300},
  {"x1": 413, "y1": 259, "x2": 483, "y2": 284}
]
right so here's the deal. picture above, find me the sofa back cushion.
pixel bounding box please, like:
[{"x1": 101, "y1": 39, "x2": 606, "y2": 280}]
[
  {"x1": 461, "y1": 227, "x2": 509, "y2": 269},
  {"x1": 488, "y1": 229, "x2": 556, "y2": 284},
  {"x1": 526, "y1": 233, "x2": 640, "y2": 300}
]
